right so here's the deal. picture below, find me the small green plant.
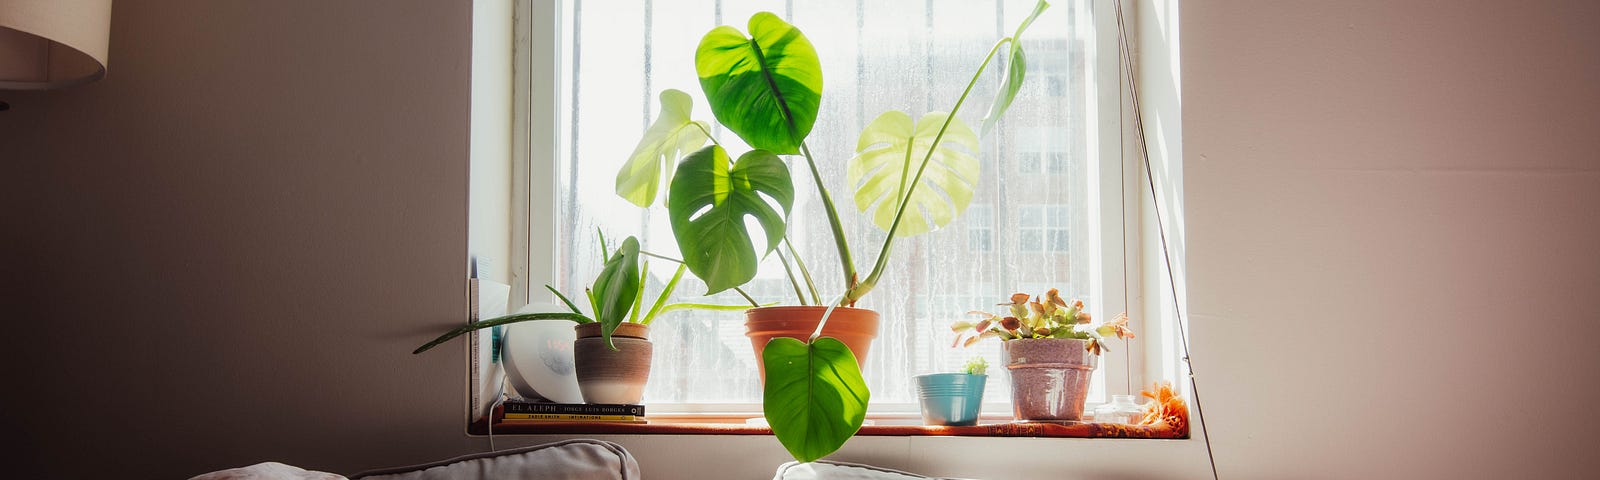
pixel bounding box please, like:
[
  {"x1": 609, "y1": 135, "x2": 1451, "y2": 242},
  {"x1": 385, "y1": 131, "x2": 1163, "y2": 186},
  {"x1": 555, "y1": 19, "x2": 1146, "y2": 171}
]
[
  {"x1": 961, "y1": 356, "x2": 989, "y2": 376},
  {"x1": 954, "y1": 288, "x2": 1134, "y2": 356},
  {"x1": 413, "y1": 232, "x2": 745, "y2": 354}
]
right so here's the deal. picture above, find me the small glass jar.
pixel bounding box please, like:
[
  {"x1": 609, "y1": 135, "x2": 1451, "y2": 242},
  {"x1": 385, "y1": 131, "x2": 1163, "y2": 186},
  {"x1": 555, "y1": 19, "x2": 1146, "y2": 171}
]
[{"x1": 1093, "y1": 394, "x2": 1145, "y2": 425}]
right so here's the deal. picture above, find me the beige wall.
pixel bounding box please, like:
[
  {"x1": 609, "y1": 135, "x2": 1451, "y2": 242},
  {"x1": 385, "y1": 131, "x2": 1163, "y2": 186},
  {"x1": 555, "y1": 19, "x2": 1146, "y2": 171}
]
[
  {"x1": 2, "y1": 1, "x2": 1598, "y2": 478},
  {"x1": 0, "y1": 1, "x2": 486, "y2": 477},
  {"x1": 1184, "y1": 0, "x2": 1600, "y2": 478}
]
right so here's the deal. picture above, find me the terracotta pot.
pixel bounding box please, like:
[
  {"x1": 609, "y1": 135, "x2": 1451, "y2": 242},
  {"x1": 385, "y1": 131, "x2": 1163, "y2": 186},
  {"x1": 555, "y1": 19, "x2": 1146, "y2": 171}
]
[
  {"x1": 1003, "y1": 338, "x2": 1098, "y2": 422},
  {"x1": 744, "y1": 306, "x2": 880, "y2": 382},
  {"x1": 573, "y1": 322, "x2": 652, "y2": 405}
]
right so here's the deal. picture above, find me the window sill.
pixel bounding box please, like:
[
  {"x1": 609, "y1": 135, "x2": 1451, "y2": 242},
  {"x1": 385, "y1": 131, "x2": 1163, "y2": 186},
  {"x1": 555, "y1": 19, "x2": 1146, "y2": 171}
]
[{"x1": 474, "y1": 418, "x2": 1186, "y2": 439}]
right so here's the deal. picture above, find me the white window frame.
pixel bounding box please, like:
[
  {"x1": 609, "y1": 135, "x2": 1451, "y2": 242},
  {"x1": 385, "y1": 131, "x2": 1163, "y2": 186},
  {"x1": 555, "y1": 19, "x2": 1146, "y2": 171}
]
[
  {"x1": 506, "y1": 0, "x2": 1144, "y2": 419},
  {"x1": 510, "y1": 0, "x2": 560, "y2": 310}
]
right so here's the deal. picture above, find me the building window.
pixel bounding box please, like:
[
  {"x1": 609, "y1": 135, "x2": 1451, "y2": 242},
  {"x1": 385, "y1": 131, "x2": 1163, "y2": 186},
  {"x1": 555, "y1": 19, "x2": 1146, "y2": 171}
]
[{"x1": 966, "y1": 205, "x2": 994, "y2": 253}]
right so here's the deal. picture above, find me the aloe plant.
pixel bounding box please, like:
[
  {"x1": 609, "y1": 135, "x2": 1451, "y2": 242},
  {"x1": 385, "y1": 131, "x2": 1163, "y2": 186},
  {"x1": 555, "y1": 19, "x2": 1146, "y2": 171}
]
[
  {"x1": 413, "y1": 233, "x2": 747, "y2": 355},
  {"x1": 613, "y1": 0, "x2": 1051, "y2": 463}
]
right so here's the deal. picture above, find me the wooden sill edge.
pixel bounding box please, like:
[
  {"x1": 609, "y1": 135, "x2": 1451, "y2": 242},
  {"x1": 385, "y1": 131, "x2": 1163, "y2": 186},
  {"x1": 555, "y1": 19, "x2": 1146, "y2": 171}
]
[{"x1": 470, "y1": 418, "x2": 1187, "y2": 439}]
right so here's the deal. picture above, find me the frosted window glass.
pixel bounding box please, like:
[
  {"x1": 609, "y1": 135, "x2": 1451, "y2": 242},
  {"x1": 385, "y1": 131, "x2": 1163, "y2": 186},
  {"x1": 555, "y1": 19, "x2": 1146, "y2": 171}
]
[{"x1": 555, "y1": 0, "x2": 1104, "y2": 408}]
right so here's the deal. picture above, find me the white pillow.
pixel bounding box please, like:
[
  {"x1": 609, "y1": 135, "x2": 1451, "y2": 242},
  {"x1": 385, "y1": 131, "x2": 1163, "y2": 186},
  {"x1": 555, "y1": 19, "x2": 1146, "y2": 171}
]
[
  {"x1": 350, "y1": 439, "x2": 640, "y2": 480},
  {"x1": 188, "y1": 462, "x2": 345, "y2": 480},
  {"x1": 774, "y1": 460, "x2": 977, "y2": 480}
]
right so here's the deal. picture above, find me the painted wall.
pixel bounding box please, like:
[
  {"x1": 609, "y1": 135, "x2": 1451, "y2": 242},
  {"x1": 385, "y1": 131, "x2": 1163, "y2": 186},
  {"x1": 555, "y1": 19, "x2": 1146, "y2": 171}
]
[
  {"x1": 1183, "y1": 0, "x2": 1600, "y2": 478},
  {"x1": 0, "y1": 0, "x2": 487, "y2": 477},
  {"x1": 2, "y1": 0, "x2": 1597, "y2": 479}
]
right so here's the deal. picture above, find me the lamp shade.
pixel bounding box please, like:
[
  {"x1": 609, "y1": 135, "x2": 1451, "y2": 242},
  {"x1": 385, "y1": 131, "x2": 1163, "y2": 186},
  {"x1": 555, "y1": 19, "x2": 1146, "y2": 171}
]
[{"x1": 0, "y1": 0, "x2": 112, "y2": 90}]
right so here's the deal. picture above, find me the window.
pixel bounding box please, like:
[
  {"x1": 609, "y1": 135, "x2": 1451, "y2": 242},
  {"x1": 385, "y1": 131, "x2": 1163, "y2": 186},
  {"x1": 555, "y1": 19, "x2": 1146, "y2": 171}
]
[
  {"x1": 965, "y1": 204, "x2": 994, "y2": 253},
  {"x1": 515, "y1": 0, "x2": 1134, "y2": 416},
  {"x1": 1017, "y1": 205, "x2": 1071, "y2": 253}
]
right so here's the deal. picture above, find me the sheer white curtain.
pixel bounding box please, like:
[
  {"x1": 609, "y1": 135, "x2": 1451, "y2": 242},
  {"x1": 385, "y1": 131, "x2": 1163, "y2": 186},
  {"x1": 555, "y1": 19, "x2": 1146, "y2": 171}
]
[{"x1": 555, "y1": 0, "x2": 1104, "y2": 409}]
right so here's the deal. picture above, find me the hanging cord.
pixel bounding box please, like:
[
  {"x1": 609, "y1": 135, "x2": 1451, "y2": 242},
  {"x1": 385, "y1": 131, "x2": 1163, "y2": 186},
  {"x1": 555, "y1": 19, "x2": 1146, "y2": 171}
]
[
  {"x1": 486, "y1": 395, "x2": 501, "y2": 452},
  {"x1": 1111, "y1": 1, "x2": 1219, "y2": 478}
]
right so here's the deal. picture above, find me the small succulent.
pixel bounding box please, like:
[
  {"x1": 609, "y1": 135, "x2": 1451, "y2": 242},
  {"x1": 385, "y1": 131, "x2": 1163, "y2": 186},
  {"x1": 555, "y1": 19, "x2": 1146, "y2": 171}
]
[
  {"x1": 951, "y1": 288, "x2": 1135, "y2": 355},
  {"x1": 961, "y1": 356, "x2": 989, "y2": 376}
]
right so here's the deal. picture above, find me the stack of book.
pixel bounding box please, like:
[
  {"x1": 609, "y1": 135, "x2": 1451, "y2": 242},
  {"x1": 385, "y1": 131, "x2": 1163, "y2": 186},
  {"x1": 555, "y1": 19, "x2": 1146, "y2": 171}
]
[{"x1": 496, "y1": 400, "x2": 647, "y2": 424}]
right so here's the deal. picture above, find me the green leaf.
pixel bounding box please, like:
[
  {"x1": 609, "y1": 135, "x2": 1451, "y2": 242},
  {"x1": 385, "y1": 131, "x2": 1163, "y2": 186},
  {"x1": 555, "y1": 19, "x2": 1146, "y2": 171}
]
[
  {"x1": 627, "y1": 260, "x2": 649, "y2": 324},
  {"x1": 848, "y1": 111, "x2": 980, "y2": 237},
  {"x1": 412, "y1": 312, "x2": 592, "y2": 355},
  {"x1": 591, "y1": 236, "x2": 642, "y2": 350},
  {"x1": 979, "y1": 0, "x2": 1050, "y2": 136},
  {"x1": 667, "y1": 145, "x2": 794, "y2": 294},
  {"x1": 696, "y1": 12, "x2": 823, "y2": 154},
  {"x1": 615, "y1": 89, "x2": 712, "y2": 207},
  {"x1": 641, "y1": 264, "x2": 688, "y2": 325},
  {"x1": 546, "y1": 285, "x2": 584, "y2": 314},
  {"x1": 763, "y1": 337, "x2": 869, "y2": 463}
]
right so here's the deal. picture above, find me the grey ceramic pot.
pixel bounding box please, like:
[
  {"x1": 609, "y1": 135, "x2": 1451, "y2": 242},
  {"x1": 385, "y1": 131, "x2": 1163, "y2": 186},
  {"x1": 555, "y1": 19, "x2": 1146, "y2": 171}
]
[
  {"x1": 1003, "y1": 338, "x2": 1097, "y2": 422},
  {"x1": 573, "y1": 323, "x2": 652, "y2": 405}
]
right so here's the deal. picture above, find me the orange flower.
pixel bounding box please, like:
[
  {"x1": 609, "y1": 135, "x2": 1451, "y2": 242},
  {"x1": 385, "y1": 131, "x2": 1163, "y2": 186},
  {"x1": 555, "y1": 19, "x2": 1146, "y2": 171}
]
[
  {"x1": 1096, "y1": 313, "x2": 1135, "y2": 340},
  {"x1": 1136, "y1": 381, "x2": 1189, "y2": 434}
]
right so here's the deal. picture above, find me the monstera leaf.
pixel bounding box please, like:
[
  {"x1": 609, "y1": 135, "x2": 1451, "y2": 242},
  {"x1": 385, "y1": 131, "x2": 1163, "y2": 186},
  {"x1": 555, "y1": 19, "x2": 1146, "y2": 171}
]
[
  {"x1": 696, "y1": 12, "x2": 822, "y2": 155},
  {"x1": 848, "y1": 111, "x2": 980, "y2": 237},
  {"x1": 616, "y1": 89, "x2": 711, "y2": 207},
  {"x1": 763, "y1": 337, "x2": 869, "y2": 463},
  {"x1": 667, "y1": 145, "x2": 794, "y2": 294},
  {"x1": 978, "y1": 0, "x2": 1050, "y2": 136}
]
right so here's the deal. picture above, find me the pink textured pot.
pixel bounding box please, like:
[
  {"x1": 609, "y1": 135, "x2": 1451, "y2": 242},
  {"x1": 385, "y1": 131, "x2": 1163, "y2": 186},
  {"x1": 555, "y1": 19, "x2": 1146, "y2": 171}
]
[{"x1": 1003, "y1": 338, "x2": 1097, "y2": 422}]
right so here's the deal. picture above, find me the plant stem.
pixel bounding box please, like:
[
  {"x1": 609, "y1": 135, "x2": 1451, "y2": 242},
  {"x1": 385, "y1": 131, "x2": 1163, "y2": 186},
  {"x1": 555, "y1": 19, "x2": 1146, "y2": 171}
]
[
  {"x1": 413, "y1": 312, "x2": 593, "y2": 354},
  {"x1": 644, "y1": 249, "x2": 761, "y2": 308},
  {"x1": 659, "y1": 302, "x2": 767, "y2": 314},
  {"x1": 628, "y1": 260, "x2": 648, "y2": 324},
  {"x1": 692, "y1": 122, "x2": 722, "y2": 148},
  {"x1": 784, "y1": 236, "x2": 822, "y2": 305},
  {"x1": 844, "y1": 38, "x2": 1010, "y2": 306},
  {"x1": 798, "y1": 140, "x2": 858, "y2": 293},
  {"x1": 735, "y1": 287, "x2": 761, "y2": 307},
  {"x1": 641, "y1": 250, "x2": 684, "y2": 264},
  {"x1": 585, "y1": 287, "x2": 600, "y2": 322},
  {"x1": 546, "y1": 285, "x2": 584, "y2": 314},
  {"x1": 775, "y1": 249, "x2": 808, "y2": 305}
]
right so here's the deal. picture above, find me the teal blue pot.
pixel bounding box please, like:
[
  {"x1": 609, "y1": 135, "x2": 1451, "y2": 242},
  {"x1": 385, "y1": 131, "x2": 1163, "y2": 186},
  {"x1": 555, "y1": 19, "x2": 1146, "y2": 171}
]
[{"x1": 914, "y1": 373, "x2": 987, "y2": 426}]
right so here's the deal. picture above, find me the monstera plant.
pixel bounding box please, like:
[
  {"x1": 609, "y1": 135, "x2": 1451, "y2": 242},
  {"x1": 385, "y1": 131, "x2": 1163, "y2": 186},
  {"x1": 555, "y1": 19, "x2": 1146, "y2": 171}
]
[{"x1": 614, "y1": 1, "x2": 1052, "y2": 462}]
